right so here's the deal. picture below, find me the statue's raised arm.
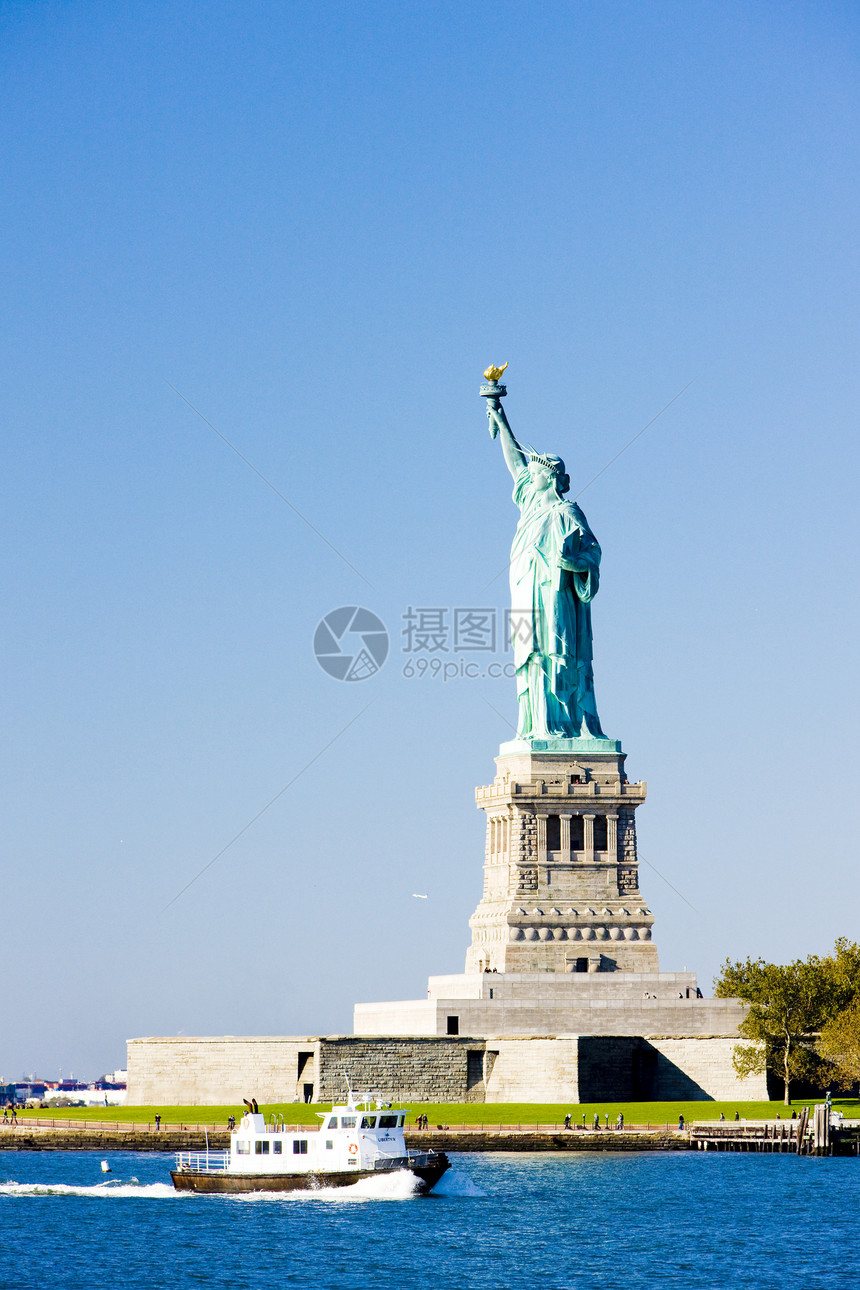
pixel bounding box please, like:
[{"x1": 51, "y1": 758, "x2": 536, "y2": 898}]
[
  {"x1": 480, "y1": 363, "x2": 526, "y2": 480},
  {"x1": 488, "y1": 401, "x2": 527, "y2": 480}
]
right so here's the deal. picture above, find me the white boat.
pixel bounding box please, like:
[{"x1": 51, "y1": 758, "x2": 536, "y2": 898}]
[{"x1": 170, "y1": 1092, "x2": 449, "y2": 1195}]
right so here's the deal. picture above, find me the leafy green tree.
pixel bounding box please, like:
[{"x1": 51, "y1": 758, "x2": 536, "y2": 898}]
[
  {"x1": 715, "y1": 957, "x2": 828, "y2": 1105},
  {"x1": 818, "y1": 1000, "x2": 860, "y2": 1091},
  {"x1": 715, "y1": 939, "x2": 860, "y2": 1104},
  {"x1": 817, "y1": 938, "x2": 860, "y2": 1018},
  {"x1": 814, "y1": 941, "x2": 860, "y2": 1090}
]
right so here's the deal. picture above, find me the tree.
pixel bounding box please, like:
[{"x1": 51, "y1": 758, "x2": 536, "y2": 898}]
[
  {"x1": 818, "y1": 1000, "x2": 860, "y2": 1091},
  {"x1": 817, "y1": 938, "x2": 860, "y2": 1018},
  {"x1": 714, "y1": 956, "x2": 828, "y2": 1105},
  {"x1": 715, "y1": 939, "x2": 860, "y2": 1104},
  {"x1": 814, "y1": 940, "x2": 860, "y2": 1090}
]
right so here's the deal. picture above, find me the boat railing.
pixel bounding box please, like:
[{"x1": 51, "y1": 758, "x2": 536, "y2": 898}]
[
  {"x1": 175, "y1": 1150, "x2": 230, "y2": 1173},
  {"x1": 405, "y1": 1149, "x2": 438, "y2": 1168},
  {"x1": 371, "y1": 1154, "x2": 411, "y2": 1171}
]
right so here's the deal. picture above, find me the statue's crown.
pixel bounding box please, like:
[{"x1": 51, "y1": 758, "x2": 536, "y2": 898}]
[{"x1": 529, "y1": 451, "x2": 563, "y2": 473}]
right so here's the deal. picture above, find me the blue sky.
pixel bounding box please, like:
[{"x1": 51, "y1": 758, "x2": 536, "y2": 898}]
[{"x1": 2, "y1": 0, "x2": 858, "y2": 1080}]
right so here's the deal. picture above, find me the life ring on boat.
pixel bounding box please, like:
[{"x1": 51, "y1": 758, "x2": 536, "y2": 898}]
[{"x1": 348, "y1": 1143, "x2": 358, "y2": 1155}]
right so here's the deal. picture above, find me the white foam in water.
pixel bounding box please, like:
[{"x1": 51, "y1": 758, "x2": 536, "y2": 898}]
[
  {"x1": 0, "y1": 1167, "x2": 483, "y2": 1203},
  {"x1": 433, "y1": 1168, "x2": 486, "y2": 1197},
  {"x1": 0, "y1": 1180, "x2": 181, "y2": 1200},
  {"x1": 233, "y1": 1169, "x2": 423, "y2": 1203}
]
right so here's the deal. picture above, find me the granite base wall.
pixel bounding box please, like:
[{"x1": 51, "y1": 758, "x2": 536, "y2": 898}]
[
  {"x1": 645, "y1": 1037, "x2": 767, "y2": 1101},
  {"x1": 126, "y1": 1032, "x2": 767, "y2": 1106},
  {"x1": 126, "y1": 1035, "x2": 489, "y2": 1106},
  {"x1": 483, "y1": 1038, "x2": 580, "y2": 1102},
  {"x1": 126, "y1": 1037, "x2": 320, "y2": 1106},
  {"x1": 482, "y1": 1035, "x2": 766, "y2": 1103},
  {"x1": 316, "y1": 1038, "x2": 487, "y2": 1104}
]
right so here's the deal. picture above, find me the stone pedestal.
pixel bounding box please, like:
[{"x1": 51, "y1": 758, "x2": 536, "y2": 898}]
[
  {"x1": 347, "y1": 733, "x2": 757, "y2": 1101},
  {"x1": 465, "y1": 738, "x2": 658, "y2": 974}
]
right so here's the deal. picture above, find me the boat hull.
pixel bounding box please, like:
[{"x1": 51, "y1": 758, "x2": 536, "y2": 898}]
[{"x1": 170, "y1": 1154, "x2": 450, "y2": 1195}]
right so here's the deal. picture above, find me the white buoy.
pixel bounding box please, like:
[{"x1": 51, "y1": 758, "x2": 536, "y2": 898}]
[{"x1": 100, "y1": 1160, "x2": 111, "y2": 1173}]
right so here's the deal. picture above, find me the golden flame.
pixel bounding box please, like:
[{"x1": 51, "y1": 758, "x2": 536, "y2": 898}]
[{"x1": 483, "y1": 362, "x2": 508, "y2": 382}]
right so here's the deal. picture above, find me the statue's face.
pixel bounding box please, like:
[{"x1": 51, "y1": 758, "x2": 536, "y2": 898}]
[{"x1": 529, "y1": 461, "x2": 561, "y2": 495}]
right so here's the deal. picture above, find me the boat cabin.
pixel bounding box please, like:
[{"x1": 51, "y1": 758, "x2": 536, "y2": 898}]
[{"x1": 228, "y1": 1093, "x2": 410, "y2": 1174}]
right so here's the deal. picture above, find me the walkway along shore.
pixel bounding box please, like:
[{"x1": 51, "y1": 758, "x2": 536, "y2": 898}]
[
  {"x1": 0, "y1": 1118, "x2": 687, "y2": 1153},
  {"x1": 3, "y1": 1116, "x2": 857, "y2": 1155}
]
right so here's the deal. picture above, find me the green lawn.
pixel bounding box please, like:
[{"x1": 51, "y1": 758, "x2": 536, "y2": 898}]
[{"x1": 19, "y1": 1097, "x2": 860, "y2": 1128}]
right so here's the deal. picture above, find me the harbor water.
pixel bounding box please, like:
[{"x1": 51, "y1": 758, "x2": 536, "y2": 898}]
[{"x1": 1, "y1": 1149, "x2": 857, "y2": 1289}]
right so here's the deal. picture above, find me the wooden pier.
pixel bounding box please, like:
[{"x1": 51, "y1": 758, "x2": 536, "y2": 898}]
[
  {"x1": 691, "y1": 1116, "x2": 803, "y2": 1153},
  {"x1": 691, "y1": 1107, "x2": 860, "y2": 1156}
]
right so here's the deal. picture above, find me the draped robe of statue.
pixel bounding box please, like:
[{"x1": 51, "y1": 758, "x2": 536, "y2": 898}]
[{"x1": 510, "y1": 465, "x2": 606, "y2": 740}]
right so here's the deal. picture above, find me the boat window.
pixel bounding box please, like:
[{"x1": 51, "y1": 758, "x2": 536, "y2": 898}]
[
  {"x1": 378, "y1": 1115, "x2": 398, "y2": 1128},
  {"x1": 254, "y1": 1140, "x2": 270, "y2": 1155},
  {"x1": 326, "y1": 1117, "x2": 338, "y2": 1129},
  {"x1": 293, "y1": 1139, "x2": 309, "y2": 1155},
  {"x1": 398, "y1": 1115, "x2": 406, "y2": 1127},
  {"x1": 273, "y1": 1141, "x2": 282, "y2": 1154},
  {"x1": 360, "y1": 1116, "x2": 377, "y2": 1129},
  {"x1": 325, "y1": 1140, "x2": 333, "y2": 1149},
  {"x1": 340, "y1": 1116, "x2": 356, "y2": 1128},
  {"x1": 236, "y1": 1140, "x2": 250, "y2": 1154}
]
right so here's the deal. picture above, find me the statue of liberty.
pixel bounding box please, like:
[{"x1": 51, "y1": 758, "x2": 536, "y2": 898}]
[{"x1": 482, "y1": 366, "x2": 606, "y2": 742}]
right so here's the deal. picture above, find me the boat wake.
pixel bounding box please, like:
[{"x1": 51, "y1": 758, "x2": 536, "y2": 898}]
[
  {"x1": 0, "y1": 1180, "x2": 180, "y2": 1200},
  {"x1": 227, "y1": 1167, "x2": 484, "y2": 1203},
  {"x1": 432, "y1": 1168, "x2": 486, "y2": 1197},
  {"x1": 232, "y1": 1170, "x2": 424, "y2": 1203},
  {"x1": 0, "y1": 1168, "x2": 483, "y2": 1203}
]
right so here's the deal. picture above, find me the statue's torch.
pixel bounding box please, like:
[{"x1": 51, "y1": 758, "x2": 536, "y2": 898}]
[{"x1": 480, "y1": 362, "x2": 508, "y2": 437}]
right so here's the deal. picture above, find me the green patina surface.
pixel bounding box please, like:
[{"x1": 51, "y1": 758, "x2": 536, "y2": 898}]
[
  {"x1": 484, "y1": 378, "x2": 610, "y2": 745},
  {"x1": 498, "y1": 735, "x2": 623, "y2": 755}
]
